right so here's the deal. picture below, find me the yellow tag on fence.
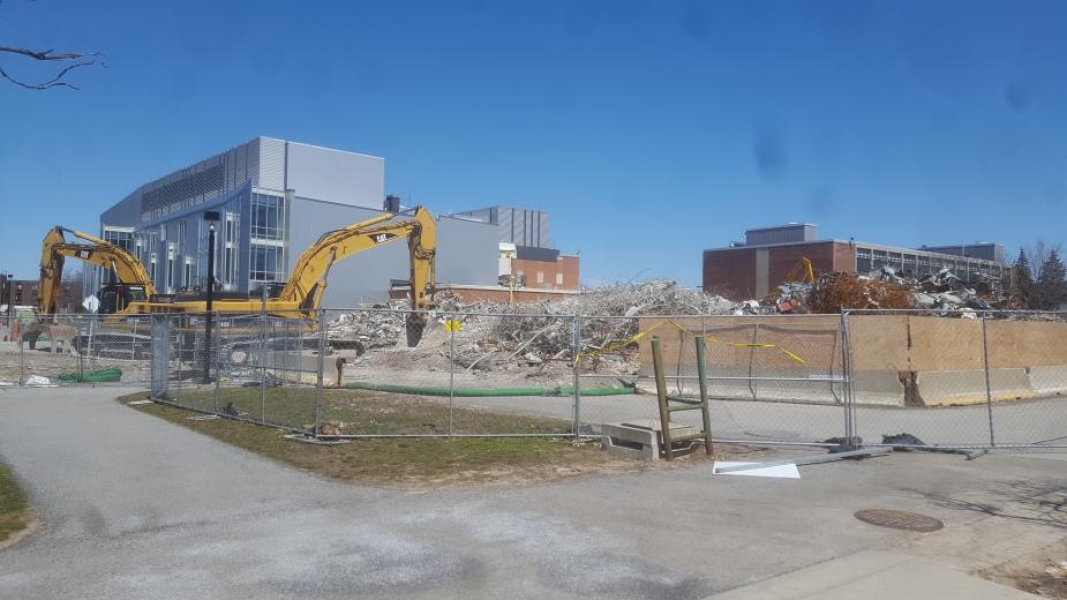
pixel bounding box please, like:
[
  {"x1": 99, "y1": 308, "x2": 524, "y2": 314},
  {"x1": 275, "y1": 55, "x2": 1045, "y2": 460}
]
[{"x1": 445, "y1": 319, "x2": 462, "y2": 332}]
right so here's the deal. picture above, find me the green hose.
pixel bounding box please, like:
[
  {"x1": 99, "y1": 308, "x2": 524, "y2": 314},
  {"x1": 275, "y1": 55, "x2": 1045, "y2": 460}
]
[
  {"x1": 57, "y1": 367, "x2": 123, "y2": 383},
  {"x1": 342, "y1": 382, "x2": 634, "y2": 397}
]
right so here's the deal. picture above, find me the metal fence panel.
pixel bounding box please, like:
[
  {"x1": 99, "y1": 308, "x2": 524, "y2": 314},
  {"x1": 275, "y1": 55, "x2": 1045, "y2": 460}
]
[
  {"x1": 847, "y1": 310, "x2": 1067, "y2": 450},
  {"x1": 15, "y1": 306, "x2": 1063, "y2": 452},
  {"x1": 573, "y1": 314, "x2": 850, "y2": 446},
  {"x1": 5, "y1": 313, "x2": 153, "y2": 387},
  {"x1": 989, "y1": 313, "x2": 1067, "y2": 448}
]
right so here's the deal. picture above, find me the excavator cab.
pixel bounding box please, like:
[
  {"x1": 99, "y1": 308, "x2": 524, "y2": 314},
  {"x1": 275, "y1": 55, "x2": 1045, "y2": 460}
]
[{"x1": 97, "y1": 283, "x2": 148, "y2": 315}]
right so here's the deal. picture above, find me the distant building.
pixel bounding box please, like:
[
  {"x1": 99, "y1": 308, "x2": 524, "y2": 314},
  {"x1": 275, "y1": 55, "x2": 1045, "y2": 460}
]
[
  {"x1": 1, "y1": 277, "x2": 82, "y2": 314},
  {"x1": 88, "y1": 137, "x2": 500, "y2": 307},
  {"x1": 510, "y1": 246, "x2": 580, "y2": 291},
  {"x1": 703, "y1": 224, "x2": 1009, "y2": 300},
  {"x1": 452, "y1": 205, "x2": 580, "y2": 291},
  {"x1": 450, "y1": 206, "x2": 551, "y2": 249}
]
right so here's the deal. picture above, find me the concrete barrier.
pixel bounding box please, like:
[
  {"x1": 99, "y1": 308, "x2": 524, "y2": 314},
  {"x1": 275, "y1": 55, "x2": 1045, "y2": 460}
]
[
  {"x1": 1028, "y1": 365, "x2": 1067, "y2": 397},
  {"x1": 851, "y1": 371, "x2": 906, "y2": 406},
  {"x1": 915, "y1": 368, "x2": 1032, "y2": 406}
]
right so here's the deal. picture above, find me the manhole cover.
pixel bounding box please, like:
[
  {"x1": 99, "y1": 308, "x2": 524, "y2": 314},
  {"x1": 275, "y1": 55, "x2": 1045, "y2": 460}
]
[{"x1": 854, "y1": 509, "x2": 944, "y2": 532}]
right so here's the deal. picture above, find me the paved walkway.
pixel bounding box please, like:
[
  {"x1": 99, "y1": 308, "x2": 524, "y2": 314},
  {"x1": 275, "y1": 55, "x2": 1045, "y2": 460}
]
[{"x1": 1, "y1": 387, "x2": 1063, "y2": 599}]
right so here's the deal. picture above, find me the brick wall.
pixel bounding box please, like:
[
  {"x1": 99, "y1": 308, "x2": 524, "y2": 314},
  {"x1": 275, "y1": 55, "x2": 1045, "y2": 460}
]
[
  {"x1": 512, "y1": 254, "x2": 579, "y2": 290},
  {"x1": 704, "y1": 241, "x2": 852, "y2": 300}
]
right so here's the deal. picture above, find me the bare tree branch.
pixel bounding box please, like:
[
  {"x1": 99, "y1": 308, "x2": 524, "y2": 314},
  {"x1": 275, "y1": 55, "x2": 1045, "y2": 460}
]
[{"x1": 0, "y1": 45, "x2": 103, "y2": 90}]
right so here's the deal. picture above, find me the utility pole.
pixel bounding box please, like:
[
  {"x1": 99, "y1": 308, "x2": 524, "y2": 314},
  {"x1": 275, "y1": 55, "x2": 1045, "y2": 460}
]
[{"x1": 202, "y1": 211, "x2": 220, "y2": 383}]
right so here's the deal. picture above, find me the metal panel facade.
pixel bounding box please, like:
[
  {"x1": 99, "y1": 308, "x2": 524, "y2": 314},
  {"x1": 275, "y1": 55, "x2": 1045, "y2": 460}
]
[
  {"x1": 451, "y1": 205, "x2": 551, "y2": 248},
  {"x1": 258, "y1": 137, "x2": 286, "y2": 192},
  {"x1": 285, "y1": 142, "x2": 384, "y2": 208},
  {"x1": 287, "y1": 198, "x2": 498, "y2": 307}
]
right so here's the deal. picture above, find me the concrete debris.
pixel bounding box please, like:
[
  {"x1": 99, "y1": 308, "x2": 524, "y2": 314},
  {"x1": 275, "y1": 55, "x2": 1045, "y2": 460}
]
[
  {"x1": 749, "y1": 268, "x2": 1007, "y2": 316},
  {"x1": 328, "y1": 281, "x2": 736, "y2": 379},
  {"x1": 875, "y1": 266, "x2": 998, "y2": 312},
  {"x1": 25, "y1": 375, "x2": 52, "y2": 386}
]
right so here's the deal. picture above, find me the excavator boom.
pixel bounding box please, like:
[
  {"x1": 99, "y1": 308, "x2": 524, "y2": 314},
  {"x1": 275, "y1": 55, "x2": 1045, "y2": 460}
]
[
  {"x1": 278, "y1": 205, "x2": 437, "y2": 313},
  {"x1": 39, "y1": 226, "x2": 155, "y2": 314}
]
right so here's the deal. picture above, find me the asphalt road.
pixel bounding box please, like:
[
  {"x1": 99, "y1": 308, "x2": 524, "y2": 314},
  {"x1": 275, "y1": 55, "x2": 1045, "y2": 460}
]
[
  {"x1": 1, "y1": 387, "x2": 1065, "y2": 599},
  {"x1": 445, "y1": 391, "x2": 1067, "y2": 448}
]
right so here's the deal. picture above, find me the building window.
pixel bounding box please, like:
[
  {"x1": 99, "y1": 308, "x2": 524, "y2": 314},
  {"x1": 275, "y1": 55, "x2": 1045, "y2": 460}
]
[
  {"x1": 183, "y1": 259, "x2": 192, "y2": 290},
  {"x1": 536, "y1": 271, "x2": 544, "y2": 284},
  {"x1": 251, "y1": 194, "x2": 284, "y2": 241},
  {"x1": 556, "y1": 273, "x2": 563, "y2": 286},
  {"x1": 166, "y1": 252, "x2": 175, "y2": 292},
  {"x1": 223, "y1": 213, "x2": 238, "y2": 289},
  {"x1": 250, "y1": 245, "x2": 283, "y2": 282}
]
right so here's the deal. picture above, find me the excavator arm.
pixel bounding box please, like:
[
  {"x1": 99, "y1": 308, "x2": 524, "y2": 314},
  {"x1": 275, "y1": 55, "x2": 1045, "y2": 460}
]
[
  {"x1": 279, "y1": 206, "x2": 437, "y2": 314},
  {"x1": 39, "y1": 226, "x2": 156, "y2": 314}
]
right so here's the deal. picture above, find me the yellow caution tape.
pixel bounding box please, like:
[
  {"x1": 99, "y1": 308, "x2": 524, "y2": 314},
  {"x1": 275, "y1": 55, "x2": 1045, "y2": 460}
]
[
  {"x1": 445, "y1": 319, "x2": 462, "y2": 332},
  {"x1": 573, "y1": 319, "x2": 808, "y2": 366}
]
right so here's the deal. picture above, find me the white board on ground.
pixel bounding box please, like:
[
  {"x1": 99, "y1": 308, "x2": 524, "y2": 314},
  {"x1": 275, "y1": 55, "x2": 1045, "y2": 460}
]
[{"x1": 713, "y1": 461, "x2": 801, "y2": 479}]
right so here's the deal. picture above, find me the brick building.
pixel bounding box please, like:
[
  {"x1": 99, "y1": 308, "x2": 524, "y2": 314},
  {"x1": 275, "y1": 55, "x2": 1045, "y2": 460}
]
[
  {"x1": 510, "y1": 246, "x2": 580, "y2": 291},
  {"x1": 703, "y1": 224, "x2": 1009, "y2": 300},
  {"x1": 0, "y1": 277, "x2": 84, "y2": 314}
]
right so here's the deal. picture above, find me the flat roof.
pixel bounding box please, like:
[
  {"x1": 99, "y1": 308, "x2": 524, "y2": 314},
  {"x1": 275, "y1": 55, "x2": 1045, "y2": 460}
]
[
  {"x1": 744, "y1": 223, "x2": 816, "y2": 233},
  {"x1": 703, "y1": 239, "x2": 1006, "y2": 265}
]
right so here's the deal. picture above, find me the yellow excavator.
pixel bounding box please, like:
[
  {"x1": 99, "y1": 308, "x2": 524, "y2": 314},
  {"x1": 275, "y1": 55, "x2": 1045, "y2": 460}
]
[
  {"x1": 39, "y1": 207, "x2": 437, "y2": 357},
  {"x1": 38, "y1": 227, "x2": 155, "y2": 315},
  {"x1": 40, "y1": 206, "x2": 437, "y2": 318}
]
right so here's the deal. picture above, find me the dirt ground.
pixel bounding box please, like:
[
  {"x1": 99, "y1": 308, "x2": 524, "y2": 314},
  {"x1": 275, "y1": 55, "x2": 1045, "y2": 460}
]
[
  {"x1": 0, "y1": 341, "x2": 151, "y2": 385},
  {"x1": 980, "y1": 539, "x2": 1067, "y2": 598},
  {"x1": 121, "y1": 391, "x2": 767, "y2": 489}
]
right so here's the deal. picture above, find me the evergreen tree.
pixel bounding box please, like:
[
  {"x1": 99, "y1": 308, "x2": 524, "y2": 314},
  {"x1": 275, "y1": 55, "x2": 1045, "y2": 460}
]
[
  {"x1": 1035, "y1": 249, "x2": 1067, "y2": 310},
  {"x1": 1013, "y1": 249, "x2": 1035, "y2": 308}
]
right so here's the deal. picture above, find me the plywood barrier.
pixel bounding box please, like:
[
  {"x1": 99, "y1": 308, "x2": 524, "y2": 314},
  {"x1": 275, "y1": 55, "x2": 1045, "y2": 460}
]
[
  {"x1": 637, "y1": 315, "x2": 1067, "y2": 407},
  {"x1": 913, "y1": 368, "x2": 1032, "y2": 406}
]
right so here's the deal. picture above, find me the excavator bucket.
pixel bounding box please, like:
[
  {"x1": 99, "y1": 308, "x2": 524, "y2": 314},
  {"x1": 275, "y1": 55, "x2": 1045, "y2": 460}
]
[{"x1": 405, "y1": 313, "x2": 428, "y2": 347}]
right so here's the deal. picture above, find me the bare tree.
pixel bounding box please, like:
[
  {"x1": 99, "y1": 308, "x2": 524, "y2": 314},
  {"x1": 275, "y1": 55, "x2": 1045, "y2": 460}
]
[
  {"x1": 1026, "y1": 241, "x2": 1063, "y2": 278},
  {"x1": 0, "y1": 2, "x2": 102, "y2": 90}
]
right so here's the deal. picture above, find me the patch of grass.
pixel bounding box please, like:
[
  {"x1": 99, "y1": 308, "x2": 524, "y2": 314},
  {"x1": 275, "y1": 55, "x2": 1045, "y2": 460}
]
[
  {"x1": 0, "y1": 464, "x2": 30, "y2": 543},
  {"x1": 118, "y1": 391, "x2": 632, "y2": 487},
  {"x1": 153, "y1": 387, "x2": 572, "y2": 435}
]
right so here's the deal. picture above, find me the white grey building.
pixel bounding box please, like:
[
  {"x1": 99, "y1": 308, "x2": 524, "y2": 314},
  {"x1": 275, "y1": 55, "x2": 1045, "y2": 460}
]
[
  {"x1": 450, "y1": 206, "x2": 551, "y2": 249},
  {"x1": 89, "y1": 137, "x2": 498, "y2": 307}
]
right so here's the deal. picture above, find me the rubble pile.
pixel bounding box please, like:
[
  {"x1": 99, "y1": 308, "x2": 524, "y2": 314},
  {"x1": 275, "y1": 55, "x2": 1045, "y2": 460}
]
[
  {"x1": 327, "y1": 309, "x2": 407, "y2": 349},
  {"x1": 809, "y1": 272, "x2": 912, "y2": 313},
  {"x1": 771, "y1": 267, "x2": 1006, "y2": 315},
  {"x1": 327, "y1": 281, "x2": 736, "y2": 376},
  {"x1": 882, "y1": 267, "x2": 997, "y2": 312}
]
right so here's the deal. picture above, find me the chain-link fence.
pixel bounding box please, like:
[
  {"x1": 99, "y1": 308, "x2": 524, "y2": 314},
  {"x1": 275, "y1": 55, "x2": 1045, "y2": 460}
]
[
  {"x1": 10, "y1": 307, "x2": 1066, "y2": 452},
  {"x1": 845, "y1": 310, "x2": 1067, "y2": 450},
  {"x1": 573, "y1": 315, "x2": 851, "y2": 447},
  {"x1": 1, "y1": 313, "x2": 153, "y2": 387}
]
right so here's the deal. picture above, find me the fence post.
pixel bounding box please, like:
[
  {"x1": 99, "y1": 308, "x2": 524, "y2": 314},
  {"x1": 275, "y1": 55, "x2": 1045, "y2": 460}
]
[
  {"x1": 19, "y1": 325, "x2": 25, "y2": 385},
  {"x1": 78, "y1": 315, "x2": 86, "y2": 386},
  {"x1": 316, "y1": 309, "x2": 326, "y2": 434},
  {"x1": 448, "y1": 310, "x2": 456, "y2": 437},
  {"x1": 214, "y1": 312, "x2": 221, "y2": 416},
  {"x1": 982, "y1": 314, "x2": 996, "y2": 447},
  {"x1": 572, "y1": 315, "x2": 581, "y2": 441},
  {"x1": 839, "y1": 312, "x2": 857, "y2": 446},
  {"x1": 748, "y1": 323, "x2": 760, "y2": 400},
  {"x1": 175, "y1": 318, "x2": 183, "y2": 405}
]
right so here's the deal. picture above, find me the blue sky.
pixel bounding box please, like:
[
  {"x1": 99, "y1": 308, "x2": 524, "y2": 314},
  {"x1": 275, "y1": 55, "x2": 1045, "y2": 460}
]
[{"x1": 2, "y1": 0, "x2": 1065, "y2": 287}]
